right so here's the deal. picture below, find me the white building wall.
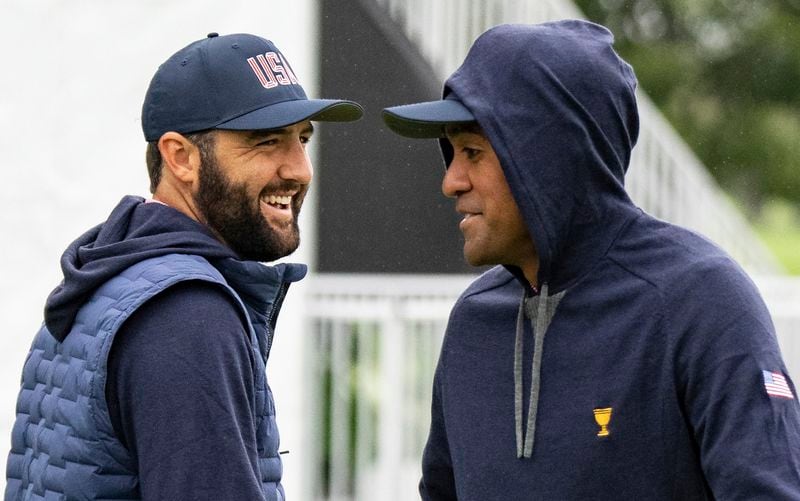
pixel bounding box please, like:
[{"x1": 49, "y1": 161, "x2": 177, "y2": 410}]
[{"x1": 0, "y1": 1, "x2": 319, "y2": 494}]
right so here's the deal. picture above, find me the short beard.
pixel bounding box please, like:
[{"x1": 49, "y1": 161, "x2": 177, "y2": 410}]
[{"x1": 193, "y1": 133, "x2": 303, "y2": 262}]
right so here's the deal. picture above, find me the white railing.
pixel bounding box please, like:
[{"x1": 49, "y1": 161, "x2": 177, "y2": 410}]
[
  {"x1": 373, "y1": 0, "x2": 782, "y2": 274},
  {"x1": 306, "y1": 273, "x2": 800, "y2": 500},
  {"x1": 305, "y1": 274, "x2": 472, "y2": 501}
]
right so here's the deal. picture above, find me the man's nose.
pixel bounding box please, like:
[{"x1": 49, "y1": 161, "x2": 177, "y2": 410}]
[
  {"x1": 442, "y1": 159, "x2": 469, "y2": 198},
  {"x1": 279, "y1": 140, "x2": 313, "y2": 184}
]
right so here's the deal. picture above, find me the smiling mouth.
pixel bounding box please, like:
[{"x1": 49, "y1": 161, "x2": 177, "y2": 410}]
[
  {"x1": 460, "y1": 211, "x2": 482, "y2": 221},
  {"x1": 458, "y1": 212, "x2": 482, "y2": 231},
  {"x1": 260, "y1": 194, "x2": 294, "y2": 213}
]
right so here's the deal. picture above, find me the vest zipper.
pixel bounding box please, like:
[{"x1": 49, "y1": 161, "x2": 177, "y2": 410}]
[{"x1": 265, "y1": 281, "x2": 290, "y2": 359}]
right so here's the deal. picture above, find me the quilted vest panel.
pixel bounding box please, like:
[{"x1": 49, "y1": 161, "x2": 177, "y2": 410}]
[{"x1": 5, "y1": 254, "x2": 284, "y2": 500}]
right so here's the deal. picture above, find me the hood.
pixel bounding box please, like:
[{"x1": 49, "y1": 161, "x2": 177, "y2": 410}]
[
  {"x1": 45, "y1": 196, "x2": 237, "y2": 341},
  {"x1": 441, "y1": 20, "x2": 641, "y2": 290}
]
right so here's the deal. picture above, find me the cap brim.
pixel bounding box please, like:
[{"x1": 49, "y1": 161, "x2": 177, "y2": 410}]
[
  {"x1": 216, "y1": 98, "x2": 363, "y2": 131},
  {"x1": 382, "y1": 99, "x2": 476, "y2": 138}
]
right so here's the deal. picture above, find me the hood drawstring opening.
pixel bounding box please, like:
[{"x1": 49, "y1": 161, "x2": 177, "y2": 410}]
[{"x1": 514, "y1": 283, "x2": 565, "y2": 459}]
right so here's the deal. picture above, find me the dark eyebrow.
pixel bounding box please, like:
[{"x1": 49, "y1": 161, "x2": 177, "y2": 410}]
[{"x1": 245, "y1": 123, "x2": 315, "y2": 141}]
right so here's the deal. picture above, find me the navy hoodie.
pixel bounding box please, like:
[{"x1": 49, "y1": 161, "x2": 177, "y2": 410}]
[
  {"x1": 420, "y1": 21, "x2": 800, "y2": 499},
  {"x1": 40, "y1": 195, "x2": 305, "y2": 499}
]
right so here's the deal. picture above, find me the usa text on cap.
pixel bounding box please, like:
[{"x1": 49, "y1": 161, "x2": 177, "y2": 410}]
[{"x1": 142, "y1": 33, "x2": 363, "y2": 142}]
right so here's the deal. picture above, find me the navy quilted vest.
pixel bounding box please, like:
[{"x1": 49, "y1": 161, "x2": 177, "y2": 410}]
[{"x1": 5, "y1": 253, "x2": 298, "y2": 500}]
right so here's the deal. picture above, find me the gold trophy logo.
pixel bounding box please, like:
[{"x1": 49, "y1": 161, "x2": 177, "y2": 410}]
[{"x1": 593, "y1": 407, "x2": 613, "y2": 437}]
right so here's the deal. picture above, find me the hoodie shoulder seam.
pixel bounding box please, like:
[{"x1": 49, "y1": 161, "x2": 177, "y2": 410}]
[{"x1": 459, "y1": 266, "x2": 518, "y2": 302}]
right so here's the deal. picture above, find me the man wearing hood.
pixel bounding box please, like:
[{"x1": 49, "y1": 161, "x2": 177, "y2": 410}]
[
  {"x1": 383, "y1": 20, "x2": 800, "y2": 499},
  {"x1": 5, "y1": 33, "x2": 362, "y2": 500}
]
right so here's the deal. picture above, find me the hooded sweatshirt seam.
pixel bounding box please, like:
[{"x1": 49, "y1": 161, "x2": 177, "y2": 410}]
[
  {"x1": 551, "y1": 210, "x2": 644, "y2": 293},
  {"x1": 459, "y1": 267, "x2": 519, "y2": 302}
]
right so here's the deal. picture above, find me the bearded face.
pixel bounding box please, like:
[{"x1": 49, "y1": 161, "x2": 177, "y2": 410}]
[{"x1": 192, "y1": 127, "x2": 312, "y2": 262}]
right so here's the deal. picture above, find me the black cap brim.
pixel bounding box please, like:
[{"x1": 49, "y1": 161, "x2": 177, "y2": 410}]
[
  {"x1": 382, "y1": 99, "x2": 476, "y2": 138},
  {"x1": 216, "y1": 98, "x2": 363, "y2": 131}
]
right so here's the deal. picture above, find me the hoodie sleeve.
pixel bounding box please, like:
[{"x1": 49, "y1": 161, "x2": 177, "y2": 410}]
[
  {"x1": 420, "y1": 342, "x2": 458, "y2": 501},
  {"x1": 672, "y1": 263, "x2": 800, "y2": 498},
  {"x1": 107, "y1": 280, "x2": 265, "y2": 500}
]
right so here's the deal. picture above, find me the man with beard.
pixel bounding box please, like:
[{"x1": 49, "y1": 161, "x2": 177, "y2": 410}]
[{"x1": 5, "y1": 33, "x2": 362, "y2": 500}]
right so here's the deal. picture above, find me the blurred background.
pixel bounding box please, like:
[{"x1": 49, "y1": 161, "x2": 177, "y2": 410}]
[{"x1": 0, "y1": 0, "x2": 798, "y2": 499}]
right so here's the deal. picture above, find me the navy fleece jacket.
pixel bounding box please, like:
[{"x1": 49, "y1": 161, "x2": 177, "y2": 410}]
[
  {"x1": 43, "y1": 196, "x2": 304, "y2": 499},
  {"x1": 420, "y1": 21, "x2": 800, "y2": 500}
]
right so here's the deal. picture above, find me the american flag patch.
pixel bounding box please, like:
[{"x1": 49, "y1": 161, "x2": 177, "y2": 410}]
[{"x1": 762, "y1": 370, "x2": 794, "y2": 399}]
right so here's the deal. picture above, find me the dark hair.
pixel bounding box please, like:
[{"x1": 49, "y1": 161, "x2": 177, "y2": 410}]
[{"x1": 145, "y1": 130, "x2": 216, "y2": 193}]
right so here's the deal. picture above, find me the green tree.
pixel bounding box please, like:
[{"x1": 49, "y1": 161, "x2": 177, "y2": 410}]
[{"x1": 575, "y1": 0, "x2": 800, "y2": 211}]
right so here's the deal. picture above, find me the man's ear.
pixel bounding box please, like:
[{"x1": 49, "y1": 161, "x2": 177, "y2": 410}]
[{"x1": 158, "y1": 132, "x2": 202, "y2": 184}]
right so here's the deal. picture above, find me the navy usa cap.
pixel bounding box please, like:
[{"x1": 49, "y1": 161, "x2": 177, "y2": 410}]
[
  {"x1": 142, "y1": 32, "x2": 363, "y2": 142},
  {"x1": 382, "y1": 96, "x2": 475, "y2": 138}
]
